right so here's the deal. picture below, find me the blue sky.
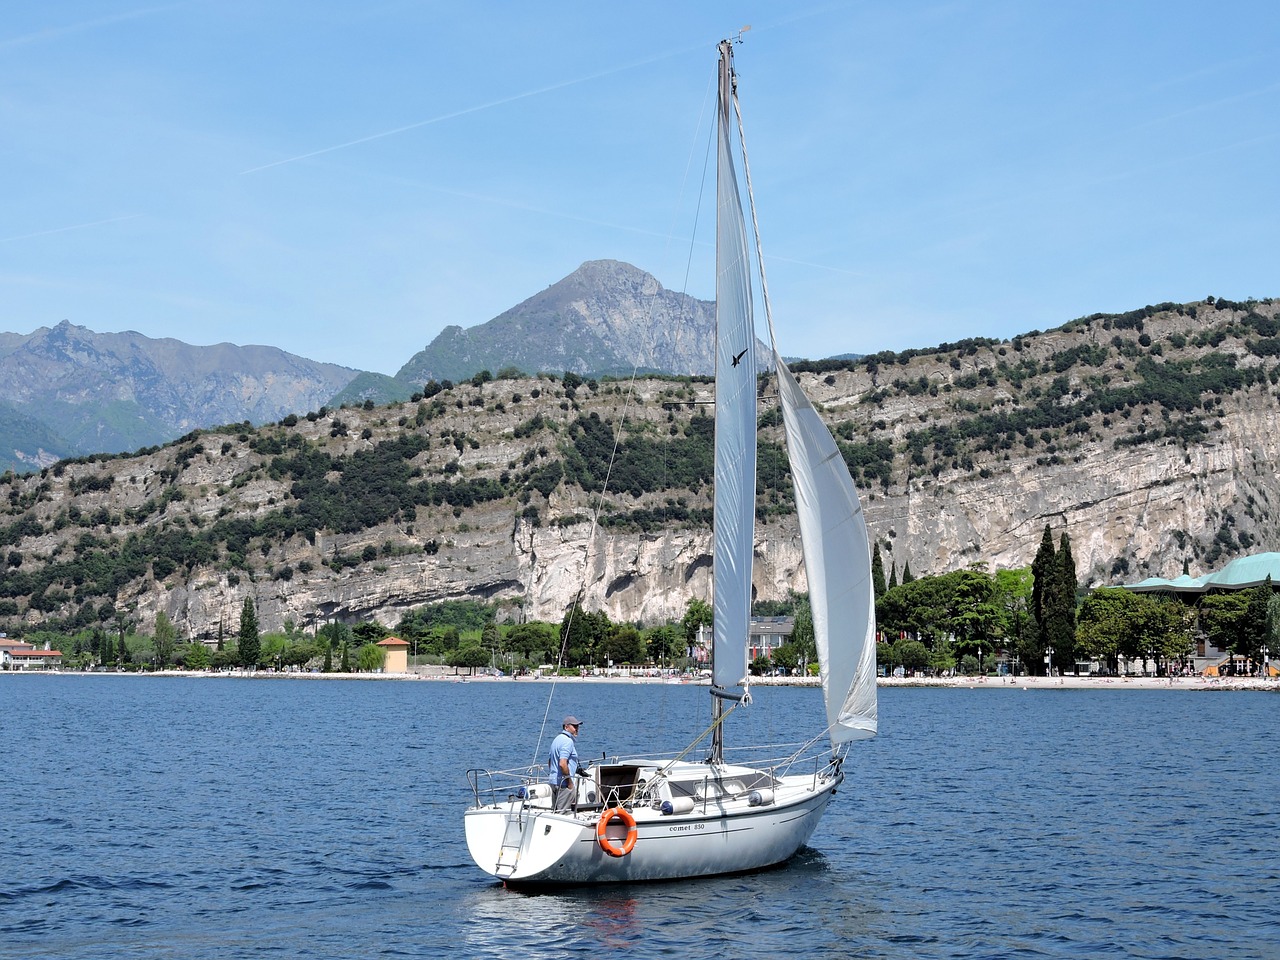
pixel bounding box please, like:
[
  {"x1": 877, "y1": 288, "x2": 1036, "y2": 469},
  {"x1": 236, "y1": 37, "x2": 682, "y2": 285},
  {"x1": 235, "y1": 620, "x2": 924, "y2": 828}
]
[{"x1": 3, "y1": 1, "x2": 1277, "y2": 375}]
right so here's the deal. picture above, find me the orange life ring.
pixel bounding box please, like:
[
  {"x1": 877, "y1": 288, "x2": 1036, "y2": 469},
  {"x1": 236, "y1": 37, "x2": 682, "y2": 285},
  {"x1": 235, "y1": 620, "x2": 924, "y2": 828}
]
[{"x1": 595, "y1": 806, "x2": 638, "y2": 857}]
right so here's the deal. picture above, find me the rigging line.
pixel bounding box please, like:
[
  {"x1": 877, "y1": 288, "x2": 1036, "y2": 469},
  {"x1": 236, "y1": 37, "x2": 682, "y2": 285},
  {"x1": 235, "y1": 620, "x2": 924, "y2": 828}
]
[
  {"x1": 531, "y1": 68, "x2": 720, "y2": 765},
  {"x1": 728, "y1": 47, "x2": 780, "y2": 361},
  {"x1": 644, "y1": 698, "x2": 744, "y2": 792}
]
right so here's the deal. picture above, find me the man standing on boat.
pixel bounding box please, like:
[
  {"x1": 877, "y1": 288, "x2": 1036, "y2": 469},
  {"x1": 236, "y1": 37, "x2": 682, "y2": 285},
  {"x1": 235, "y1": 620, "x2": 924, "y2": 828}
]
[{"x1": 547, "y1": 715, "x2": 582, "y2": 811}]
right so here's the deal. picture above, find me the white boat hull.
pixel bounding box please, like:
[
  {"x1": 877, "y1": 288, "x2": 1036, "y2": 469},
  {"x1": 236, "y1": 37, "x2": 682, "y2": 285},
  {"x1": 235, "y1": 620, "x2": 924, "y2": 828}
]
[{"x1": 465, "y1": 762, "x2": 842, "y2": 885}]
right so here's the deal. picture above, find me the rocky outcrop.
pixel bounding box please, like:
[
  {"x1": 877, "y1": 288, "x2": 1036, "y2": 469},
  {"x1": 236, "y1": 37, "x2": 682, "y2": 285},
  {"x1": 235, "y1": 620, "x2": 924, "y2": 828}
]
[{"x1": 4, "y1": 298, "x2": 1279, "y2": 638}]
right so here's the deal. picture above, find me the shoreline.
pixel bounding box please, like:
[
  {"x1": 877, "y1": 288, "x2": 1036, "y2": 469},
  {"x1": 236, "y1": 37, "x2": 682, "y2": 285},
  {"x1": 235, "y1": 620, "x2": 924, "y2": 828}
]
[{"x1": 4, "y1": 670, "x2": 1277, "y2": 692}]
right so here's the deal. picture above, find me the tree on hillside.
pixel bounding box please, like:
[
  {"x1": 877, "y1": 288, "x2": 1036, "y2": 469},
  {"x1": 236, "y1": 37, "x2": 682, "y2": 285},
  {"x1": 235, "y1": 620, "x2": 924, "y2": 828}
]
[
  {"x1": 946, "y1": 567, "x2": 1002, "y2": 670},
  {"x1": 645, "y1": 624, "x2": 682, "y2": 667},
  {"x1": 1239, "y1": 579, "x2": 1272, "y2": 670},
  {"x1": 114, "y1": 611, "x2": 135, "y2": 666},
  {"x1": 1137, "y1": 597, "x2": 1193, "y2": 674},
  {"x1": 184, "y1": 642, "x2": 211, "y2": 671},
  {"x1": 481, "y1": 622, "x2": 501, "y2": 663},
  {"x1": 355, "y1": 642, "x2": 386, "y2": 673},
  {"x1": 680, "y1": 598, "x2": 712, "y2": 652},
  {"x1": 448, "y1": 641, "x2": 490, "y2": 675},
  {"x1": 600, "y1": 624, "x2": 643, "y2": 666},
  {"x1": 995, "y1": 567, "x2": 1035, "y2": 674},
  {"x1": 560, "y1": 601, "x2": 612, "y2": 668},
  {"x1": 1076, "y1": 587, "x2": 1138, "y2": 673},
  {"x1": 352, "y1": 621, "x2": 388, "y2": 644},
  {"x1": 506, "y1": 621, "x2": 559, "y2": 665},
  {"x1": 1078, "y1": 588, "x2": 1192, "y2": 675},
  {"x1": 238, "y1": 597, "x2": 260, "y2": 669},
  {"x1": 790, "y1": 595, "x2": 815, "y2": 671},
  {"x1": 877, "y1": 575, "x2": 958, "y2": 647},
  {"x1": 872, "y1": 544, "x2": 887, "y2": 599},
  {"x1": 318, "y1": 621, "x2": 353, "y2": 651},
  {"x1": 771, "y1": 642, "x2": 801, "y2": 675},
  {"x1": 153, "y1": 611, "x2": 178, "y2": 668}
]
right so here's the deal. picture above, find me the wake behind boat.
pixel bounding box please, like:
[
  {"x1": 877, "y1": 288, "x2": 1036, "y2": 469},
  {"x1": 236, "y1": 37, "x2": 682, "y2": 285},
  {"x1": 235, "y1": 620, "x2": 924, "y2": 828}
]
[{"x1": 463, "y1": 36, "x2": 877, "y2": 886}]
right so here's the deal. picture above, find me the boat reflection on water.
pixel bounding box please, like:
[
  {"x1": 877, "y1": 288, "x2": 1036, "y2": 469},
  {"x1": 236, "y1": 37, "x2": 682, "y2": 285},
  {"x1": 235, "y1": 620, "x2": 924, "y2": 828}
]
[
  {"x1": 460, "y1": 884, "x2": 642, "y2": 956},
  {"x1": 457, "y1": 844, "x2": 880, "y2": 958}
]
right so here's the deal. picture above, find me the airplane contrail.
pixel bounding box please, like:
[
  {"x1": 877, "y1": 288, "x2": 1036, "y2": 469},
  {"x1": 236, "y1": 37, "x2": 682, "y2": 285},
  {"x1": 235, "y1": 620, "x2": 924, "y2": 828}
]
[
  {"x1": 239, "y1": 44, "x2": 704, "y2": 175},
  {"x1": 0, "y1": 2, "x2": 189, "y2": 49},
  {"x1": 0, "y1": 215, "x2": 142, "y2": 244}
]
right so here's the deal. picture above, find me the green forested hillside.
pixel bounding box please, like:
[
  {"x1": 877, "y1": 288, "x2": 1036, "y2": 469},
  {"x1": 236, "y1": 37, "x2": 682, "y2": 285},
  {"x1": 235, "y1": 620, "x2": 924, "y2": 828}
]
[{"x1": 2, "y1": 296, "x2": 1278, "y2": 647}]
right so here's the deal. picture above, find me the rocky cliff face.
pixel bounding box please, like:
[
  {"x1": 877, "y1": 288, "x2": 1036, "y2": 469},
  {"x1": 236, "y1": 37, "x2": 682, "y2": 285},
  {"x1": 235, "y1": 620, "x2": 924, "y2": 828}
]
[{"x1": 3, "y1": 298, "x2": 1278, "y2": 638}]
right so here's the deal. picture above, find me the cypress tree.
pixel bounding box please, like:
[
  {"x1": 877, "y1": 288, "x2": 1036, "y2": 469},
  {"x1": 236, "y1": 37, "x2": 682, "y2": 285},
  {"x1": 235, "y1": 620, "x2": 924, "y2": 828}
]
[
  {"x1": 1031, "y1": 525, "x2": 1055, "y2": 626},
  {"x1": 902, "y1": 560, "x2": 914, "y2": 584},
  {"x1": 1050, "y1": 532, "x2": 1078, "y2": 673},
  {"x1": 238, "y1": 597, "x2": 260, "y2": 669},
  {"x1": 1031, "y1": 525, "x2": 1057, "y2": 674},
  {"x1": 872, "y1": 545, "x2": 887, "y2": 598},
  {"x1": 888, "y1": 561, "x2": 898, "y2": 591}
]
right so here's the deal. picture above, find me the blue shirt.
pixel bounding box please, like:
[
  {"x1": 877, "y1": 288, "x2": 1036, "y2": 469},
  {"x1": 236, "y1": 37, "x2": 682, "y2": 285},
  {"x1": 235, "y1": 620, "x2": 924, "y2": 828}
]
[{"x1": 546, "y1": 729, "x2": 579, "y2": 786}]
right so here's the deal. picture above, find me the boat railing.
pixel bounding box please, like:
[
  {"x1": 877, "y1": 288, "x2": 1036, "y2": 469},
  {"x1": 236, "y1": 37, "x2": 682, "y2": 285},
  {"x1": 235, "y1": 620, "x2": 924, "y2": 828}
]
[
  {"x1": 466, "y1": 764, "x2": 544, "y2": 807},
  {"x1": 720, "y1": 742, "x2": 836, "y2": 776}
]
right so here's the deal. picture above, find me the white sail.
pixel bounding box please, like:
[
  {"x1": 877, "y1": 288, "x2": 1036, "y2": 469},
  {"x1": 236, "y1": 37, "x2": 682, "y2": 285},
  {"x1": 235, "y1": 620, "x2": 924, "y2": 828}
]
[
  {"x1": 711, "y1": 40, "x2": 756, "y2": 693},
  {"x1": 774, "y1": 352, "x2": 877, "y2": 743},
  {"x1": 463, "y1": 38, "x2": 876, "y2": 888}
]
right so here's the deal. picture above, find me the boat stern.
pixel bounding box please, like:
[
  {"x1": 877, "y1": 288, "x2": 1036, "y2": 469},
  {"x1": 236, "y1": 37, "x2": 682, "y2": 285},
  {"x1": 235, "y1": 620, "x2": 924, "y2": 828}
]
[{"x1": 464, "y1": 802, "x2": 589, "y2": 882}]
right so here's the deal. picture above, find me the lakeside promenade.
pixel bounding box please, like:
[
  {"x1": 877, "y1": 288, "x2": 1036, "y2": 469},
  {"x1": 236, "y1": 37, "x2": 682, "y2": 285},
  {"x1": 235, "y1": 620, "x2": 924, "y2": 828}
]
[{"x1": 9, "y1": 669, "x2": 1275, "y2": 691}]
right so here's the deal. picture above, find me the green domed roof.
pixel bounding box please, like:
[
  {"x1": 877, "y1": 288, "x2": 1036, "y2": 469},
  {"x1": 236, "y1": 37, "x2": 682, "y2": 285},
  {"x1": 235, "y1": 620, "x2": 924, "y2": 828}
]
[{"x1": 1124, "y1": 551, "x2": 1280, "y2": 593}]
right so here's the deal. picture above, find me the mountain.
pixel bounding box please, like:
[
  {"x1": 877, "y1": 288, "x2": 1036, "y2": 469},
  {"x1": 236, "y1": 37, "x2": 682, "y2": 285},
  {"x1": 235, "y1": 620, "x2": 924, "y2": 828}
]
[
  {"x1": 1, "y1": 295, "x2": 1276, "y2": 642},
  {"x1": 327, "y1": 371, "x2": 416, "y2": 408},
  {"x1": 396, "y1": 260, "x2": 717, "y2": 384},
  {"x1": 1, "y1": 261, "x2": 735, "y2": 475},
  {"x1": 0, "y1": 321, "x2": 360, "y2": 473}
]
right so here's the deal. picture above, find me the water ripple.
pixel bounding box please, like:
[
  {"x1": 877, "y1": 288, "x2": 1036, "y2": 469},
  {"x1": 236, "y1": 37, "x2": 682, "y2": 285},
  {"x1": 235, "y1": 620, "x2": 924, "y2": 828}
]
[{"x1": 1, "y1": 678, "x2": 1277, "y2": 959}]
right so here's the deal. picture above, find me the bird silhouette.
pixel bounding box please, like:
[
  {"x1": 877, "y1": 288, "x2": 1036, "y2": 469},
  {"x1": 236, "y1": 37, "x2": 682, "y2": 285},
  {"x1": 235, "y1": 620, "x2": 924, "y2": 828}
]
[{"x1": 731, "y1": 348, "x2": 748, "y2": 367}]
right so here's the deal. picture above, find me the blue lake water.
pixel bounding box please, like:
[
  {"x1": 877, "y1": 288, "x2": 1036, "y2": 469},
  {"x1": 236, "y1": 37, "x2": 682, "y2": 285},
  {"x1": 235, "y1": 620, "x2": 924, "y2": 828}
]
[{"x1": 1, "y1": 675, "x2": 1277, "y2": 959}]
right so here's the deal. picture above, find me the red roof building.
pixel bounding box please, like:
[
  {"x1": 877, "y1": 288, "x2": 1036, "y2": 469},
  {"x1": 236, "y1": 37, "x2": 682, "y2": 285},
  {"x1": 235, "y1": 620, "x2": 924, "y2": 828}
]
[
  {"x1": 2, "y1": 647, "x2": 63, "y2": 669},
  {"x1": 376, "y1": 636, "x2": 410, "y2": 673}
]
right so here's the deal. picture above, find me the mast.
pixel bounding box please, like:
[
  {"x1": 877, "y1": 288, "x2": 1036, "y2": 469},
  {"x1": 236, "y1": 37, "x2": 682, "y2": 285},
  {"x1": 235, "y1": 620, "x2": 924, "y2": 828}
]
[{"x1": 710, "y1": 36, "x2": 756, "y2": 764}]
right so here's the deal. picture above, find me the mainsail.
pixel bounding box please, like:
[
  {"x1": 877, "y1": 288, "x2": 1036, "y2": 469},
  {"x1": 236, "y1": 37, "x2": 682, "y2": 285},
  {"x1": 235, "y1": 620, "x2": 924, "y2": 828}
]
[
  {"x1": 711, "y1": 39, "x2": 756, "y2": 694},
  {"x1": 774, "y1": 352, "x2": 878, "y2": 743},
  {"x1": 462, "y1": 37, "x2": 876, "y2": 887}
]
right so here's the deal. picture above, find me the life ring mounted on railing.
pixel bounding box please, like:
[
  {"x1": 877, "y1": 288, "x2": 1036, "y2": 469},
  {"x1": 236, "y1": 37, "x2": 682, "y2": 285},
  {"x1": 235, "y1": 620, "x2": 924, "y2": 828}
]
[{"x1": 595, "y1": 806, "x2": 638, "y2": 857}]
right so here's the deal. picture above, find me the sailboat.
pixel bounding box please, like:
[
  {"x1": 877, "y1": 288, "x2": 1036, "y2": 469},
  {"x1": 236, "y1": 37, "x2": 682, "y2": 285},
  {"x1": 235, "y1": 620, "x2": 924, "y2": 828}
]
[{"x1": 463, "y1": 37, "x2": 877, "y2": 886}]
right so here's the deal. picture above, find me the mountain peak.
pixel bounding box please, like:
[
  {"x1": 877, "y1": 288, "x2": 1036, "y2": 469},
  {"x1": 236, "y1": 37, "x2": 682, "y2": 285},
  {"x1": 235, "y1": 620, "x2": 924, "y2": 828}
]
[{"x1": 396, "y1": 261, "x2": 713, "y2": 384}]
